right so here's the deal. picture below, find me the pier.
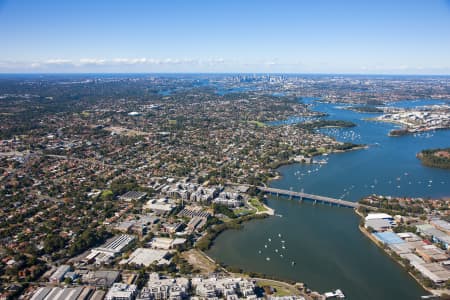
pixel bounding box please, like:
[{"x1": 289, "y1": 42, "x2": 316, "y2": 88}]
[{"x1": 257, "y1": 186, "x2": 359, "y2": 209}]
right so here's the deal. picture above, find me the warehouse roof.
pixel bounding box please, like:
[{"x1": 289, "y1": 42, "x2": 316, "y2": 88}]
[{"x1": 373, "y1": 232, "x2": 404, "y2": 245}]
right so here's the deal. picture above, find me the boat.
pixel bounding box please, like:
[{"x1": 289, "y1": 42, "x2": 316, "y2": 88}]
[
  {"x1": 420, "y1": 295, "x2": 440, "y2": 299},
  {"x1": 324, "y1": 289, "x2": 345, "y2": 299}
]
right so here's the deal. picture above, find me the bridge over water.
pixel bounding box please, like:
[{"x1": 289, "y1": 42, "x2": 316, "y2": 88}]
[{"x1": 257, "y1": 186, "x2": 360, "y2": 209}]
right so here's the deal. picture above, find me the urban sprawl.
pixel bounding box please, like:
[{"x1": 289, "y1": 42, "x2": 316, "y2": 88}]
[{"x1": 0, "y1": 75, "x2": 449, "y2": 300}]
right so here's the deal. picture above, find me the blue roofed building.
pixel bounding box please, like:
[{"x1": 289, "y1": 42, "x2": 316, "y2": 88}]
[{"x1": 373, "y1": 232, "x2": 405, "y2": 245}]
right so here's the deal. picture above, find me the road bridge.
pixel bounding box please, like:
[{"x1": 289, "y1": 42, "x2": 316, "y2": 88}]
[{"x1": 257, "y1": 186, "x2": 359, "y2": 208}]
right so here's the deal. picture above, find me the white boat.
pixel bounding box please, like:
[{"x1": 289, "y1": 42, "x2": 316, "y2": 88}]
[{"x1": 324, "y1": 289, "x2": 345, "y2": 299}]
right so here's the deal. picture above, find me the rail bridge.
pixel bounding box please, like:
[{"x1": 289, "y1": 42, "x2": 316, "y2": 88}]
[{"x1": 257, "y1": 186, "x2": 359, "y2": 209}]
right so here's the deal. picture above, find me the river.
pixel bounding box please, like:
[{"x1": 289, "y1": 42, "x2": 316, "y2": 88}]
[{"x1": 208, "y1": 98, "x2": 450, "y2": 300}]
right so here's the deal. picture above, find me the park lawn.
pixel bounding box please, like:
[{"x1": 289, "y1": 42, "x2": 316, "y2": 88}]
[
  {"x1": 234, "y1": 208, "x2": 256, "y2": 216},
  {"x1": 249, "y1": 198, "x2": 267, "y2": 212},
  {"x1": 256, "y1": 279, "x2": 300, "y2": 296}
]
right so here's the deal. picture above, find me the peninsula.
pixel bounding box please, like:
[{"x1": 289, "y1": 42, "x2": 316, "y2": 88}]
[{"x1": 417, "y1": 148, "x2": 450, "y2": 169}]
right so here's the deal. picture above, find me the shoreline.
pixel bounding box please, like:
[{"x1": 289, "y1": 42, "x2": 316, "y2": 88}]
[
  {"x1": 199, "y1": 249, "x2": 319, "y2": 298},
  {"x1": 357, "y1": 223, "x2": 433, "y2": 296},
  {"x1": 332, "y1": 145, "x2": 368, "y2": 153},
  {"x1": 260, "y1": 203, "x2": 275, "y2": 215},
  {"x1": 265, "y1": 144, "x2": 368, "y2": 185},
  {"x1": 366, "y1": 117, "x2": 450, "y2": 136},
  {"x1": 354, "y1": 208, "x2": 448, "y2": 297},
  {"x1": 416, "y1": 150, "x2": 450, "y2": 170},
  {"x1": 198, "y1": 200, "x2": 321, "y2": 296}
]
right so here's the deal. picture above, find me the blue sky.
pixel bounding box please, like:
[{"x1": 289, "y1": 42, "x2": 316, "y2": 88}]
[{"x1": 1, "y1": 0, "x2": 450, "y2": 74}]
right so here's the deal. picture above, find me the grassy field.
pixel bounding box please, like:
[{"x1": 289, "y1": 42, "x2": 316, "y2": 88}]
[
  {"x1": 234, "y1": 208, "x2": 256, "y2": 215},
  {"x1": 255, "y1": 279, "x2": 301, "y2": 296},
  {"x1": 249, "y1": 198, "x2": 268, "y2": 212}
]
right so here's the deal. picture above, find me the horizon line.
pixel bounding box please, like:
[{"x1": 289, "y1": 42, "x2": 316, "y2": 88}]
[{"x1": 1, "y1": 72, "x2": 450, "y2": 77}]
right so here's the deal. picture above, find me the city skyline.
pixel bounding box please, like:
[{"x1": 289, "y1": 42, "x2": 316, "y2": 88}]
[{"x1": 1, "y1": 0, "x2": 450, "y2": 74}]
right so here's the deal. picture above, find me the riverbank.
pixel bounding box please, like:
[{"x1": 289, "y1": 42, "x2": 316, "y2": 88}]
[
  {"x1": 193, "y1": 249, "x2": 320, "y2": 299},
  {"x1": 184, "y1": 249, "x2": 313, "y2": 297},
  {"x1": 196, "y1": 213, "x2": 270, "y2": 251},
  {"x1": 264, "y1": 144, "x2": 368, "y2": 187},
  {"x1": 354, "y1": 209, "x2": 448, "y2": 297},
  {"x1": 366, "y1": 117, "x2": 450, "y2": 137},
  {"x1": 193, "y1": 199, "x2": 324, "y2": 298},
  {"x1": 357, "y1": 223, "x2": 435, "y2": 296},
  {"x1": 332, "y1": 144, "x2": 368, "y2": 153},
  {"x1": 247, "y1": 197, "x2": 275, "y2": 215}
]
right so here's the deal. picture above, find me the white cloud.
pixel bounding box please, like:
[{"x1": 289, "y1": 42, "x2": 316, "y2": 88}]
[
  {"x1": 78, "y1": 58, "x2": 107, "y2": 65},
  {"x1": 44, "y1": 59, "x2": 72, "y2": 65},
  {"x1": 112, "y1": 58, "x2": 148, "y2": 64},
  {"x1": 0, "y1": 57, "x2": 228, "y2": 70},
  {"x1": 0, "y1": 57, "x2": 448, "y2": 74},
  {"x1": 0, "y1": 57, "x2": 247, "y2": 73}
]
